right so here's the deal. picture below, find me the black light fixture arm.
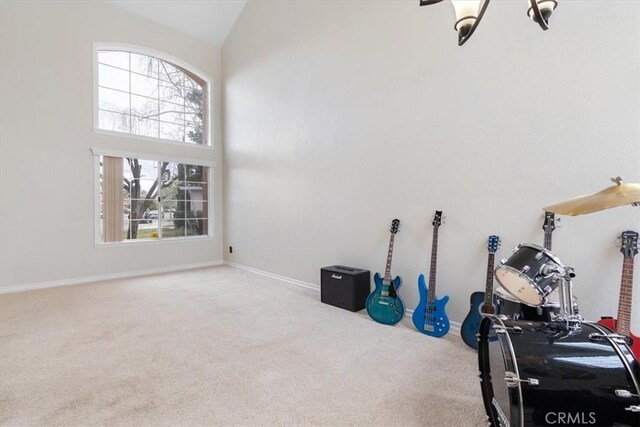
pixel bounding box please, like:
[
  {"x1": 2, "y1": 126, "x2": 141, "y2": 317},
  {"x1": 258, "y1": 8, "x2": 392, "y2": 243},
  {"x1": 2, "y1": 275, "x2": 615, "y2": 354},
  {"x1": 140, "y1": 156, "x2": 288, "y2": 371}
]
[{"x1": 528, "y1": 0, "x2": 558, "y2": 31}]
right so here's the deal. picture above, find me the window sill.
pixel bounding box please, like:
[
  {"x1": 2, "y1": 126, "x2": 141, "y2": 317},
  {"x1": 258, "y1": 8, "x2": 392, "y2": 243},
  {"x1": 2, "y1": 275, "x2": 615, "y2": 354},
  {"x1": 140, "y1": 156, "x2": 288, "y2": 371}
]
[
  {"x1": 95, "y1": 235, "x2": 214, "y2": 248},
  {"x1": 93, "y1": 128, "x2": 214, "y2": 151}
]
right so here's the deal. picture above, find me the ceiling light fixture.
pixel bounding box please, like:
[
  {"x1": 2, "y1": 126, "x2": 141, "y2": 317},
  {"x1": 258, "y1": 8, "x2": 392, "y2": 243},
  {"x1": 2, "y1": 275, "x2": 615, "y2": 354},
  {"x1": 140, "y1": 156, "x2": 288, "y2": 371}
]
[{"x1": 419, "y1": 0, "x2": 558, "y2": 46}]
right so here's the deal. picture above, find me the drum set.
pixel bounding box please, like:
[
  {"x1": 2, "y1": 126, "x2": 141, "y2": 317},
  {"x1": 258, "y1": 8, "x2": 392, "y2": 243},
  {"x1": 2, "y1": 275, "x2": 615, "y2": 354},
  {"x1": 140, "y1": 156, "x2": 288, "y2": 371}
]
[{"x1": 477, "y1": 179, "x2": 640, "y2": 427}]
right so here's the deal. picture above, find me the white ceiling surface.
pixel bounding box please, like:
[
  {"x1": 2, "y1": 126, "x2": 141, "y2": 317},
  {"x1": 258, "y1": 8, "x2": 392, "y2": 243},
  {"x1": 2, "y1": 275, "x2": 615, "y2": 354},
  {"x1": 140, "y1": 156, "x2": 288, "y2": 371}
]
[{"x1": 103, "y1": 0, "x2": 247, "y2": 46}]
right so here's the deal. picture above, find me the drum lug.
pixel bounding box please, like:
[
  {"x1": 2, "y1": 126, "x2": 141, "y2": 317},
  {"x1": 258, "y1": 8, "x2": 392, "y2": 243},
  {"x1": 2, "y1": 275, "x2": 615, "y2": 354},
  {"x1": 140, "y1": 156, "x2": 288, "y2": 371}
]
[
  {"x1": 504, "y1": 371, "x2": 539, "y2": 387},
  {"x1": 535, "y1": 252, "x2": 543, "y2": 260},
  {"x1": 616, "y1": 389, "x2": 640, "y2": 399},
  {"x1": 588, "y1": 333, "x2": 607, "y2": 342},
  {"x1": 494, "y1": 325, "x2": 523, "y2": 334},
  {"x1": 625, "y1": 405, "x2": 640, "y2": 413},
  {"x1": 522, "y1": 265, "x2": 530, "y2": 273}
]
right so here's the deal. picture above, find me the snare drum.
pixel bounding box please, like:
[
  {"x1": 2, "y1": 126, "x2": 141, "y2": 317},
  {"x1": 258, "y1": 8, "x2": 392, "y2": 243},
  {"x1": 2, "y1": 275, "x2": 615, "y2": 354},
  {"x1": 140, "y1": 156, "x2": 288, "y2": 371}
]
[
  {"x1": 479, "y1": 316, "x2": 640, "y2": 426},
  {"x1": 494, "y1": 287, "x2": 578, "y2": 322},
  {"x1": 495, "y1": 244, "x2": 565, "y2": 306}
]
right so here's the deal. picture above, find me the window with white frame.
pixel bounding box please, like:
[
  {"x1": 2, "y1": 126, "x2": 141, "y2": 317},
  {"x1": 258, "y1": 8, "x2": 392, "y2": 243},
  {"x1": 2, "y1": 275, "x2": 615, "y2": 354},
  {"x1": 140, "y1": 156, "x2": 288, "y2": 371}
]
[
  {"x1": 99, "y1": 155, "x2": 210, "y2": 243},
  {"x1": 96, "y1": 49, "x2": 208, "y2": 145}
]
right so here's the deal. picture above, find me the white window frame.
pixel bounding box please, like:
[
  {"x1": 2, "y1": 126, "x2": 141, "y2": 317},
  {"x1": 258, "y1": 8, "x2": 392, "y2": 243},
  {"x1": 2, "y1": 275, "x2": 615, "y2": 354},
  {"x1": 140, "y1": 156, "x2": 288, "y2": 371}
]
[
  {"x1": 93, "y1": 42, "x2": 213, "y2": 149},
  {"x1": 92, "y1": 148, "x2": 217, "y2": 247}
]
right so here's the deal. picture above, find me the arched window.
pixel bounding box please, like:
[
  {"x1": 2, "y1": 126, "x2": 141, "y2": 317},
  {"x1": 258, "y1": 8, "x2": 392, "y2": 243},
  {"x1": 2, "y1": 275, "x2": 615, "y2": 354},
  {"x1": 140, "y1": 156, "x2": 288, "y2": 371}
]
[{"x1": 96, "y1": 48, "x2": 209, "y2": 146}]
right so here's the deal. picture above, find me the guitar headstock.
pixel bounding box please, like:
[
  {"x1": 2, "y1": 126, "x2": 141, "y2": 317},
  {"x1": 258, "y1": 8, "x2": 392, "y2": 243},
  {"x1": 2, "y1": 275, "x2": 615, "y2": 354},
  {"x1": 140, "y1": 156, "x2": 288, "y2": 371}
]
[
  {"x1": 390, "y1": 219, "x2": 400, "y2": 235},
  {"x1": 619, "y1": 231, "x2": 639, "y2": 258},
  {"x1": 543, "y1": 211, "x2": 557, "y2": 232},
  {"x1": 432, "y1": 211, "x2": 443, "y2": 228},
  {"x1": 487, "y1": 235, "x2": 501, "y2": 253}
]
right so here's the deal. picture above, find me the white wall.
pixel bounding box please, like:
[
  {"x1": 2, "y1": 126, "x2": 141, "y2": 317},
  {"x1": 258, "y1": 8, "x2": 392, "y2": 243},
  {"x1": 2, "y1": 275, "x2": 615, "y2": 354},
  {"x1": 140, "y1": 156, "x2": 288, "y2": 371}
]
[
  {"x1": 223, "y1": 0, "x2": 640, "y2": 327},
  {"x1": 0, "y1": 1, "x2": 224, "y2": 290}
]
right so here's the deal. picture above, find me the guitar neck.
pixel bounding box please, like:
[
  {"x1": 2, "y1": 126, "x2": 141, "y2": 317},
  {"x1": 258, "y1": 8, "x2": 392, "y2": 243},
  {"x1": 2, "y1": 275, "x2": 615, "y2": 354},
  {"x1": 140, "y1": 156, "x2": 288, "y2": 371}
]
[
  {"x1": 616, "y1": 257, "x2": 635, "y2": 337},
  {"x1": 544, "y1": 230, "x2": 552, "y2": 251},
  {"x1": 384, "y1": 234, "x2": 395, "y2": 282},
  {"x1": 483, "y1": 253, "x2": 495, "y2": 307},
  {"x1": 428, "y1": 226, "x2": 439, "y2": 304}
]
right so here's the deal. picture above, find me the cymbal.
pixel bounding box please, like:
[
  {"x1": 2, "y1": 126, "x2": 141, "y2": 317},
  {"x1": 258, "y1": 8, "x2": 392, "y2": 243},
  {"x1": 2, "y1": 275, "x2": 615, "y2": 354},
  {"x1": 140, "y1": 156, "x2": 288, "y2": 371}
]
[{"x1": 543, "y1": 180, "x2": 640, "y2": 216}]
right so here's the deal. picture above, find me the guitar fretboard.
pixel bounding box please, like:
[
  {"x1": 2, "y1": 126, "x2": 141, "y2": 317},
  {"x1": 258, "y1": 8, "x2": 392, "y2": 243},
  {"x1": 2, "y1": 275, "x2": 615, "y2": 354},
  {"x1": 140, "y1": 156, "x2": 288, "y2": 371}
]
[
  {"x1": 384, "y1": 234, "x2": 395, "y2": 283},
  {"x1": 428, "y1": 226, "x2": 439, "y2": 305},
  {"x1": 544, "y1": 230, "x2": 552, "y2": 251},
  {"x1": 617, "y1": 257, "x2": 635, "y2": 337},
  {"x1": 483, "y1": 253, "x2": 495, "y2": 308}
]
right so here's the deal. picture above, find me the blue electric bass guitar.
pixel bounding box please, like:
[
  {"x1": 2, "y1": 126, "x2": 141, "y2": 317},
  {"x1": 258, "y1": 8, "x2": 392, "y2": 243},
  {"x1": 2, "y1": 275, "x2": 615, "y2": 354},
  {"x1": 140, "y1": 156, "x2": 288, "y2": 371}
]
[
  {"x1": 366, "y1": 219, "x2": 405, "y2": 325},
  {"x1": 460, "y1": 235, "x2": 501, "y2": 350},
  {"x1": 412, "y1": 211, "x2": 450, "y2": 337}
]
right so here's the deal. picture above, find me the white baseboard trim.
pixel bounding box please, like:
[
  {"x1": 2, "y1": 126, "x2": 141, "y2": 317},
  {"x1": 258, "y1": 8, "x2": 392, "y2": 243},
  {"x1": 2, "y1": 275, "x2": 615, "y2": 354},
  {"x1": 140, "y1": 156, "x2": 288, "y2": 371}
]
[
  {"x1": 223, "y1": 261, "x2": 462, "y2": 331},
  {"x1": 0, "y1": 260, "x2": 224, "y2": 294},
  {"x1": 224, "y1": 261, "x2": 320, "y2": 292}
]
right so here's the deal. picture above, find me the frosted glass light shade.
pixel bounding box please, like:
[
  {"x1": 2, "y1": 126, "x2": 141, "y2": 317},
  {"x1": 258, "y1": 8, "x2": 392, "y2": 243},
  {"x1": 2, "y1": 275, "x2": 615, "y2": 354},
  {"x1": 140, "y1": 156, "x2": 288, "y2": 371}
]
[{"x1": 451, "y1": 0, "x2": 481, "y2": 32}]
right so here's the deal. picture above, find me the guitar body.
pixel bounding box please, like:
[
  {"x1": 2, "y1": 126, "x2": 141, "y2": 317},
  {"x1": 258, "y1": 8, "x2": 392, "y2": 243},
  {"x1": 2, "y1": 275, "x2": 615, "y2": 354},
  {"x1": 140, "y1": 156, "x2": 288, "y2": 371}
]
[
  {"x1": 366, "y1": 272, "x2": 405, "y2": 325},
  {"x1": 598, "y1": 317, "x2": 640, "y2": 360},
  {"x1": 412, "y1": 273, "x2": 450, "y2": 337},
  {"x1": 460, "y1": 235, "x2": 501, "y2": 350},
  {"x1": 460, "y1": 292, "x2": 487, "y2": 350}
]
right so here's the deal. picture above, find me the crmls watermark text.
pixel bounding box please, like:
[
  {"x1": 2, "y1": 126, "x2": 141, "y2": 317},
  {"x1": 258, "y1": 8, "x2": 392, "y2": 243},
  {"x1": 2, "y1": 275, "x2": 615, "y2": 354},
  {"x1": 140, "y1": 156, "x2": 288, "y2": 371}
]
[{"x1": 545, "y1": 412, "x2": 597, "y2": 425}]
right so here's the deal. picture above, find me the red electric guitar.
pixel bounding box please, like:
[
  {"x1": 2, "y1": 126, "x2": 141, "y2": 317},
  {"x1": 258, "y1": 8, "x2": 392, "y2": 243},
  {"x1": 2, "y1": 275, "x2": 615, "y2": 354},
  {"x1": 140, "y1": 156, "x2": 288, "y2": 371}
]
[{"x1": 598, "y1": 230, "x2": 639, "y2": 359}]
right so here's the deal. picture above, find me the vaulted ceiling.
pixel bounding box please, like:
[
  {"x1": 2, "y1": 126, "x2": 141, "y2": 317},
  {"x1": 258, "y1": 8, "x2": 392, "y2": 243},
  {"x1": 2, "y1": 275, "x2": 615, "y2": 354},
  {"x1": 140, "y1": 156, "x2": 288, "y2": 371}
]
[{"x1": 103, "y1": 0, "x2": 247, "y2": 46}]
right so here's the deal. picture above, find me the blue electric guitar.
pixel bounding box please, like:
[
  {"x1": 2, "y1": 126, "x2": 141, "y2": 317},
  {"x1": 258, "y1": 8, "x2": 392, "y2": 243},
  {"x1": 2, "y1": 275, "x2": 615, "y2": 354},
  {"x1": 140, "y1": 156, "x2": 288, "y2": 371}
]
[
  {"x1": 366, "y1": 219, "x2": 405, "y2": 325},
  {"x1": 460, "y1": 235, "x2": 501, "y2": 350},
  {"x1": 412, "y1": 211, "x2": 450, "y2": 337}
]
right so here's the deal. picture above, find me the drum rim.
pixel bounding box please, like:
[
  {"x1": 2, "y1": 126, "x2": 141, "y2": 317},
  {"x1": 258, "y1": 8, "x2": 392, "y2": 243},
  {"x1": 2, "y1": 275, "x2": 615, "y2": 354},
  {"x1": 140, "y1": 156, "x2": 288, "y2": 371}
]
[
  {"x1": 478, "y1": 314, "x2": 525, "y2": 427},
  {"x1": 516, "y1": 243, "x2": 566, "y2": 268}
]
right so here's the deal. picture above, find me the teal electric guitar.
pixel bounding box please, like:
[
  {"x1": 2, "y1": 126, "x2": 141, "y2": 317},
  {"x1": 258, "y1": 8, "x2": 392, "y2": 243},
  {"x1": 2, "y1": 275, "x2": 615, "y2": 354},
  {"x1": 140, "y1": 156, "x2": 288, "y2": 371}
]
[{"x1": 366, "y1": 219, "x2": 405, "y2": 325}]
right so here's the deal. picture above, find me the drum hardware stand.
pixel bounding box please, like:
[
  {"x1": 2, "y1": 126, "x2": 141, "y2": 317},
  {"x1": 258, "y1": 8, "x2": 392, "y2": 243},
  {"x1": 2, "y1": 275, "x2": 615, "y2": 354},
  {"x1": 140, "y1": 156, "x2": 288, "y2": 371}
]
[{"x1": 550, "y1": 268, "x2": 583, "y2": 335}]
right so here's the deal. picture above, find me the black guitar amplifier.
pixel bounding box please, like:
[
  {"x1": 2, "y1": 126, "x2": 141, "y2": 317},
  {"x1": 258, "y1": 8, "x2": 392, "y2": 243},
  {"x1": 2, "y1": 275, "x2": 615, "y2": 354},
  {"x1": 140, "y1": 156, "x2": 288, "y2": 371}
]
[{"x1": 320, "y1": 265, "x2": 370, "y2": 312}]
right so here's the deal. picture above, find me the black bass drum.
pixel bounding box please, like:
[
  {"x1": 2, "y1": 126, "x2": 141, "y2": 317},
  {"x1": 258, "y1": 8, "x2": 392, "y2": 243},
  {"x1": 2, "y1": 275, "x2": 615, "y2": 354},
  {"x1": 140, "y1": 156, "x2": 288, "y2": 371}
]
[{"x1": 478, "y1": 316, "x2": 640, "y2": 426}]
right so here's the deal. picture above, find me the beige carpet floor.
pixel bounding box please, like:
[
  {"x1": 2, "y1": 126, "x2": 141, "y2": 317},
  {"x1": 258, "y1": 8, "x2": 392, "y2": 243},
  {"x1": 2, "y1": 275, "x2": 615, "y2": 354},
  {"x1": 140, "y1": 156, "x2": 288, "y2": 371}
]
[{"x1": 0, "y1": 266, "x2": 485, "y2": 426}]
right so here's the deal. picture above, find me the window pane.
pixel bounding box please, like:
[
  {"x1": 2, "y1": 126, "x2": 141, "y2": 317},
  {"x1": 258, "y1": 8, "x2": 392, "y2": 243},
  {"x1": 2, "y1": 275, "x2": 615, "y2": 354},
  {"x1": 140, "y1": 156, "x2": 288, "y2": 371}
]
[
  {"x1": 127, "y1": 220, "x2": 157, "y2": 240},
  {"x1": 186, "y1": 218, "x2": 207, "y2": 236},
  {"x1": 131, "y1": 117, "x2": 159, "y2": 138},
  {"x1": 161, "y1": 219, "x2": 184, "y2": 238},
  {"x1": 99, "y1": 110, "x2": 129, "y2": 133},
  {"x1": 159, "y1": 61, "x2": 184, "y2": 87},
  {"x1": 187, "y1": 201, "x2": 207, "y2": 218},
  {"x1": 99, "y1": 87, "x2": 129, "y2": 114},
  {"x1": 131, "y1": 94, "x2": 158, "y2": 118},
  {"x1": 185, "y1": 165, "x2": 207, "y2": 182},
  {"x1": 159, "y1": 101, "x2": 184, "y2": 124},
  {"x1": 159, "y1": 84, "x2": 184, "y2": 104},
  {"x1": 131, "y1": 73, "x2": 158, "y2": 98},
  {"x1": 161, "y1": 201, "x2": 178, "y2": 217},
  {"x1": 99, "y1": 63, "x2": 129, "y2": 92},
  {"x1": 160, "y1": 162, "x2": 181, "y2": 184},
  {"x1": 97, "y1": 50, "x2": 208, "y2": 145},
  {"x1": 131, "y1": 53, "x2": 158, "y2": 78},
  {"x1": 160, "y1": 122, "x2": 185, "y2": 142},
  {"x1": 185, "y1": 126, "x2": 201, "y2": 144},
  {"x1": 99, "y1": 51, "x2": 129, "y2": 70}
]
